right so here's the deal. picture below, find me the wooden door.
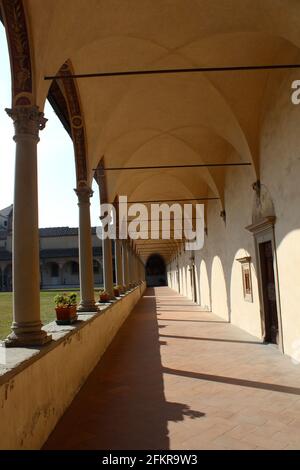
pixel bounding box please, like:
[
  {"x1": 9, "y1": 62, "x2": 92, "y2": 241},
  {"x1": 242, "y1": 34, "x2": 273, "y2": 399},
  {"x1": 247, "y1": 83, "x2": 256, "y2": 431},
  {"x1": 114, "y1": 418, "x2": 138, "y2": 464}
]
[{"x1": 259, "y1": 241, "x2": 279, "y2": 344}]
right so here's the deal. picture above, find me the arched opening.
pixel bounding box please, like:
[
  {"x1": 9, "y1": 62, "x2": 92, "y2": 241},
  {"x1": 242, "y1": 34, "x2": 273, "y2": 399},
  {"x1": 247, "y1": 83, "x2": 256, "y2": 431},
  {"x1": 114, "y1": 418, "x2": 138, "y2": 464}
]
[
  {"x1": 3, "y1": 264, "x2": 12, "y2": 292},
  {"x1": 146, "y1": 254, "x2": 167, "y2": 287},
  {"x1": 93, "y1": 259, "x2": 103, "y2": 286},
  {"x1": 62, "y1": 261, "x2": 80, "y2": 287},
  {"x1": 0, "y1": 22, "x2": 14, "y2": 212},
  {"x1": 42, "y1": 262, "x2": 61, "y2": 287}
]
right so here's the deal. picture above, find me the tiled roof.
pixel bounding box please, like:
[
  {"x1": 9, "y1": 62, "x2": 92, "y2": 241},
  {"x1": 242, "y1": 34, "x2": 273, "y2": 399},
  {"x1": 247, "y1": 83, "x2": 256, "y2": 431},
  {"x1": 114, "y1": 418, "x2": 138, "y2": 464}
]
[
  {"x1": 1, "y1": 247, "x2": 102, "y2": 261},
  {"x1": 39, "y1": 227, "x2": 78, "y2": 237},
  {"x1": 40, "y1": 246, "x2": 102, "y2": 259},
  {"x1": 0, "y1": 205, "x2": 13, "y2": 218},
  {"x1": 39, "y1": 227, "x2": 97, "y2": 237}
]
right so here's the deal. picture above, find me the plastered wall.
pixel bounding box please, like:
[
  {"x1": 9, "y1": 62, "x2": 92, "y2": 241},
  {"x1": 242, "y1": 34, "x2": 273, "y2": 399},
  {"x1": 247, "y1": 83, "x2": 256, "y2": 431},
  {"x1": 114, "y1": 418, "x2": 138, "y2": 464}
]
[
  {"x1": 168, "y1": 73, "x2": 300, "y2": 355},
  {"x1": 0, "y1": 284, "x2": 145, "y2": 450}
]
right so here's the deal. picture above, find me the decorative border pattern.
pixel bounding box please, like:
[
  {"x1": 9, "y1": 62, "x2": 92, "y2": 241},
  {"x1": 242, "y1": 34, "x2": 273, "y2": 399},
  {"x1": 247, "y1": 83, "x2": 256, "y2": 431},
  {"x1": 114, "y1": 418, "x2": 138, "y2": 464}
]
[
  {"x1": 48, "y1": 80, "x2": 72, "y2": 136},
  {"x1": 1, "y1": 1, "x2": 88, "y2": 183},
  {"x1": 1, "y1": 0, "x2": 33, "y2": 105},
  {"x1": 56, "y1": 61, "x2": 88, "y2": 182},
  {"x1": 94, "y1": 158, "x2": 108, "y2": 203}
]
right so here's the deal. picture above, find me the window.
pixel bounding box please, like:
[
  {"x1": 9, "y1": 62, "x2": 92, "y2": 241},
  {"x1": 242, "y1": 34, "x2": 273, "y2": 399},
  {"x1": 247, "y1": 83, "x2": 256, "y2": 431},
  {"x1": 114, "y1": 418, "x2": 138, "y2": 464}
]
[
  {"x1": 93, "y1": 260, "x2": 100, "y2": 274},
  {"x1": 237, "y1": 256, "x2": 253, "y2": 302},
  {"x1": 71, "y1": 262, "x2": 79, "y2": 275},
  {"x1": 51, "y1": 263, "x2": 59, "y2": 277}
]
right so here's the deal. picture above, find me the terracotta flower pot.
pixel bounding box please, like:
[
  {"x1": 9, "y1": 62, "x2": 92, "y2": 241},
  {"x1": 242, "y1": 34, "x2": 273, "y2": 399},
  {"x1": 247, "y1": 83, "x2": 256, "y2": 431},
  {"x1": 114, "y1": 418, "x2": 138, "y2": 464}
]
[
  {"x1": 113, "y1": 288, "x2": 120, "y2": 297},
  {"x1": 100, "y1": 293, "x2": 110, "y2": 303},
  {"x1": 55, "y1": 306, "x2": 78, "y2": 325}
]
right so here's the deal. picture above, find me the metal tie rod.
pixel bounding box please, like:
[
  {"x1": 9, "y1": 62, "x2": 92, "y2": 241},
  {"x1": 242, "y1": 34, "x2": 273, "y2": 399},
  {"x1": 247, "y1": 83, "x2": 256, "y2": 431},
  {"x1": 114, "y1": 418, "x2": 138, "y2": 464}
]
[
  {"x1": 45, "y1": 63, "x2": 300, "y2": 80},
  {"x1": 115, "y1": 197, "x2": 219, "y2": 203},
  {"x1": 94, "y1": 162, "x2": 251, "y2": 171}
]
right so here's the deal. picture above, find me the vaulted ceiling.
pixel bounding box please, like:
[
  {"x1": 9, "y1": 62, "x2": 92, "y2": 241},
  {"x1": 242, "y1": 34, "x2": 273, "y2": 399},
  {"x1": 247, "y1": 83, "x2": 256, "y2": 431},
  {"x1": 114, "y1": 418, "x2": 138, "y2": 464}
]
[{"x1": 5, "y1": 0, "x2": 300, "y2": 261}]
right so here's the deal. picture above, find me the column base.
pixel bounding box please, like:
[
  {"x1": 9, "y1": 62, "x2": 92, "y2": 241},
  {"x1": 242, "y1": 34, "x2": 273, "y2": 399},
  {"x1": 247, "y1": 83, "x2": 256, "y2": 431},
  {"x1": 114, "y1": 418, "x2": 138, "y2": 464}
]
[
  {"x1": 4, "y1": 324, "x2": 52, "y2": 348},
  {"x1": 77, "y1": 301, "x2": 99, "y2": 313}
]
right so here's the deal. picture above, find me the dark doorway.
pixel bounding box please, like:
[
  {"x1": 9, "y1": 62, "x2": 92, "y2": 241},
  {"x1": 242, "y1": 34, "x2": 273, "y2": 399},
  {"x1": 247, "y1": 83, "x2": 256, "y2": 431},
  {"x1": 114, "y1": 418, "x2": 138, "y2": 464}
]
[
  {"x1": 146, "y1": 254, "x2": 167, "y2": 287},
  {"x1": 191, "y1": 263, "x2": 197, "y2": 304},
  {"x1": 259, "y1": 241, "x2": 279, "y2": 345}
]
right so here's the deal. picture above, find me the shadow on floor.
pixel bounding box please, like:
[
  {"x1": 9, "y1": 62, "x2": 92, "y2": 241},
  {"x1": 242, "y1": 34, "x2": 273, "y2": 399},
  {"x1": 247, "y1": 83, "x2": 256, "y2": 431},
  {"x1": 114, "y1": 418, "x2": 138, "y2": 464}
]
[
  {"x1": 43, "y1": 288, "x2": 205, "y2": 450},
  {"x1": 158, "y1": 317, "x2": 229, "y2": 323},
  {"x1": 163, "y1": 367, "x2": 300, "y2": 396},
  {"x1": 159, "y1": 333, "x2": 263, "y2": 345}
]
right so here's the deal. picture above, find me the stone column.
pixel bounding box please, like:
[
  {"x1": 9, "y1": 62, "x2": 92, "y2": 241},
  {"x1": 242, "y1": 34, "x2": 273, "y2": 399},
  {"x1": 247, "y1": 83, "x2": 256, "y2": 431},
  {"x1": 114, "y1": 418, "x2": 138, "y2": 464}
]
[
  {"x1": 134, "y1": 252, "x2": 139, "y2": 285},
  {"x1": 122, "y1": 240, "x2": 130, "y2": 289},
  {"x1": 135, "y1": 258, "x2": 138, "y2": 282},
  {"x1": 5, "y1": 106, "x2": 51, "y2": 347},
  {"x1": 134, "y1": 253, "x2": 138, "y2": 285},
  {"x1": 142, "y1": 260, "x2": 145, "y2": 282},
  {"x1": 75, "y1": 184, "x2": 98, "y2": 312},
  {"x1": 103, "y1": 238, "x2": 114, "y2": 298},
  {"x1": 115, "y1": 239, "x2": 124, "y2": 290},
  {"x1": 137, "y1": 258, "x2": 140, "y2": 283},
  {"x1": 140, "y1": 259, "x2": 144, "y2": 283},
  {"x1": 132, "y1": 247, "x2": 136, "y2": 286},
  {"x1": 128, "y1": 244, "x2": 134, "y2": 286},
  {"x1": 138, "y1": 257, "x2": 142, "y2": 283}
]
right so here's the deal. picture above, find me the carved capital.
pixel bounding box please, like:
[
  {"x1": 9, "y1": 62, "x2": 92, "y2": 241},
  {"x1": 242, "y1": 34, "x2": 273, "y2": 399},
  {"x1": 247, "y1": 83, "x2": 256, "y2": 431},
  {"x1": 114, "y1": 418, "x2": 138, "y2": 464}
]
[
  {"x1": 6, "y1": 105, "x2": 47, "y2": 140},
  {"x1": 75, "y1": 182, "x2": 93, "y2": 204}
]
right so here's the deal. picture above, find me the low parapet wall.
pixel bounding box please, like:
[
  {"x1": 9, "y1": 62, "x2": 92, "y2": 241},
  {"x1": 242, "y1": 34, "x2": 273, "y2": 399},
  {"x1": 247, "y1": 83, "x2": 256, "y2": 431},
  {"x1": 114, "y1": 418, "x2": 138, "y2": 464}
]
[{"x1": 0, "y1": 283, "x2": 146, "y2": 449}]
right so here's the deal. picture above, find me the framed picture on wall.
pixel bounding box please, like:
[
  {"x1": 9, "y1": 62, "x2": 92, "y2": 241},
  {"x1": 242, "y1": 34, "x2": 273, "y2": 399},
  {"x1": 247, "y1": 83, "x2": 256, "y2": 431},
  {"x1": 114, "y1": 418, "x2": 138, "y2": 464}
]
[{"x1": 237, "y1": 256, "x2": 253, "y2": 302}]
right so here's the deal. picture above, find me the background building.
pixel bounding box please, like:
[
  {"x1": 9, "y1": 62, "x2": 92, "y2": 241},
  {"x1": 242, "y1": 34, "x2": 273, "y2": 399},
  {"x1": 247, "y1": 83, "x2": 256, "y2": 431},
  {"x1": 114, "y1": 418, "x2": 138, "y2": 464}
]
[{"x1": 0, "y1": 205, "x2": 104, "y2": 290}]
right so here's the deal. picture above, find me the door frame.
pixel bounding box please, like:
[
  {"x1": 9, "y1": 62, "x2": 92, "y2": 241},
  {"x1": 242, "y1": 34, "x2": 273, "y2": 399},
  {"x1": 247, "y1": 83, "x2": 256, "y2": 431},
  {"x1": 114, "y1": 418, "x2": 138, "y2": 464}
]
[
  {"x1": 191, "y1": 262, "x2": 197, "y2": 304},
  {"x1": 246, "y1": 216, "x2": 284, "y2": 352},
  {"x1": 188, "y1": 254, "x2": 197, "y2": 304},
  {"x1": 176, "y1": 264, "x2": 180, "y2": 293}
]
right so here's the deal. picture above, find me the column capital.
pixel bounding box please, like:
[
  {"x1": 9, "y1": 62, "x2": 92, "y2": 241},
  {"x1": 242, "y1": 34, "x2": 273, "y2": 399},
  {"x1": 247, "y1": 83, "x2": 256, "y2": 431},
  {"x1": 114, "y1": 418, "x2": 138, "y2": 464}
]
[
  {"x1": 6, "y1": 105, "x2": 47, "y2": 140},
  {"x1": 75, "y1": 182, "x2": 93, "y2": 204}
]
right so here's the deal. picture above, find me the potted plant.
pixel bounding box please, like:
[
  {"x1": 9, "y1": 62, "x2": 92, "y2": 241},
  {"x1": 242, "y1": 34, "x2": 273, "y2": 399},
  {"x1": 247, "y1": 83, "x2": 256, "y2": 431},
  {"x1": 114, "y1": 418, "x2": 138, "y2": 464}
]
[
  {"x1": 99, "y1": 288, "x2": 110, "y2": 303},
  {"x1": 54, "y1": 292, "x2": 78, "y2": 325},
  {"x1": 113, "y1": 285, "x2": 122, "y2": 297}
]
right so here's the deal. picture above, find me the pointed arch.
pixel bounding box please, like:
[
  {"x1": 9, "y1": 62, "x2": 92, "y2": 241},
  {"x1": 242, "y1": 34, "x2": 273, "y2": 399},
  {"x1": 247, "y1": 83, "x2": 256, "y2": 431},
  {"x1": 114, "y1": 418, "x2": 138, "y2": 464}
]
[
  {"x1": 1, "y1": 0, "x2": 34, "y2": 105},
  {"x1": 49, "y1": 60, "x2": 88, "y2": 183}
]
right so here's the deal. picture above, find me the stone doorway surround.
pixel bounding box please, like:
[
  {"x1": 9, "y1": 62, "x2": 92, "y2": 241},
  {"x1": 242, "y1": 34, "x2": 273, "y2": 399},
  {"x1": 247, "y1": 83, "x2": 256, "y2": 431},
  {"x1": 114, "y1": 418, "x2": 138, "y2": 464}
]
[{"x1": 246, "y1": 216, "x2": 284, "y2": 353}]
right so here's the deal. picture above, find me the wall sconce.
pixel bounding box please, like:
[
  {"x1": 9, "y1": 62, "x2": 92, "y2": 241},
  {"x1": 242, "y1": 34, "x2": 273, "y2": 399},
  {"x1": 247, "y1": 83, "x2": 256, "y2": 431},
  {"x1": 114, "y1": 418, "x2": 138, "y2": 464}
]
[
  {"x1": 220, "y1": 210, "x2": 226, "y2": 223},
  {"x1": 252, "y1": 180, "x2": 261, "y2": 198}
]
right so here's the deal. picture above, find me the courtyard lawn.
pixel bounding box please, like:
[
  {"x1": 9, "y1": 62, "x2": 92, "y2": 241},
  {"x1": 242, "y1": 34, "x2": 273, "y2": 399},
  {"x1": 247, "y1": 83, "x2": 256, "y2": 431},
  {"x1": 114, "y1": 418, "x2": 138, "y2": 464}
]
[{"x1": 0, "y1": 289, "x2": 100, "y2": 340}]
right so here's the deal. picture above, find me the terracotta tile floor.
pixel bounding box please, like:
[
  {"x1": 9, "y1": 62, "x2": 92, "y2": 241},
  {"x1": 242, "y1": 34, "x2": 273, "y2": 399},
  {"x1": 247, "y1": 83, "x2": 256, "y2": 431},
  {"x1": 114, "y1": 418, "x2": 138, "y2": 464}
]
[{"x1": 43, "y1": 287, "x2": 300, "y2": 450}]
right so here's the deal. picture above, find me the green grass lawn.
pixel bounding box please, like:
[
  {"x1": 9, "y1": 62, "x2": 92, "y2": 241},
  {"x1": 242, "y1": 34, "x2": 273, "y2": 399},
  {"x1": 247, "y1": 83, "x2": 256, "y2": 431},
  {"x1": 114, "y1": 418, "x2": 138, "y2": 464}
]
[{"x1": 0, "y1": 289, "x2": 99, "y2": 340}]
